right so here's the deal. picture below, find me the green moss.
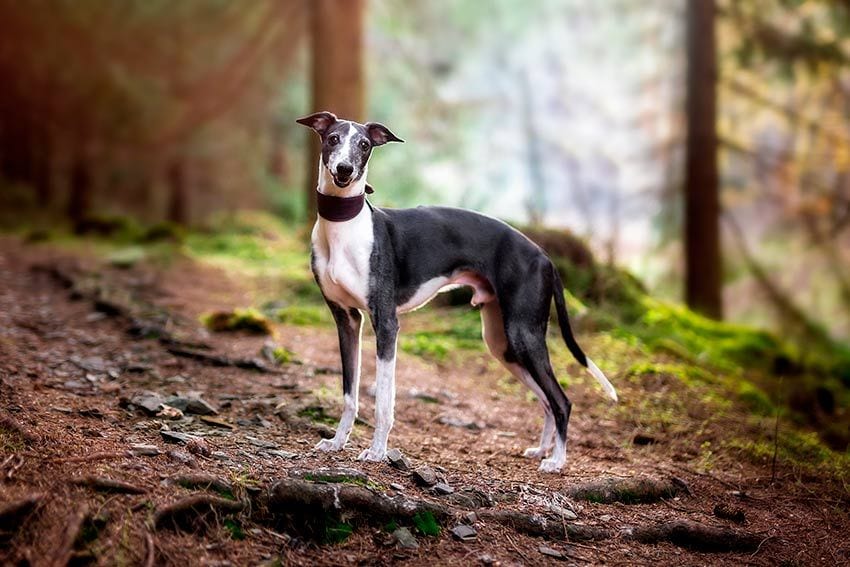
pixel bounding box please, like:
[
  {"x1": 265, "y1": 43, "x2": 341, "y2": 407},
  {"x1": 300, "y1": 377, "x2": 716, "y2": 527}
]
[
  {"x1": 271, "y1": 345, "x2": 298, "y2": 364},
  {"x1": 275, "y1": 305, "x2": 331, "y2": 326},
  {"x1": 224, "y1": 519, "x2": 245, "y2": 540},
  {"x1": 323, "y1": 520, "x2": 353, "y2": 544},
  {"x1": 730, "y1": 428, "x2": 850, "y2": 482},
  {"x1": 625, "y1": 361, "x2": 715, "y2": 386},
  {"x1": 737, "y1": 382, "x2": 775, "y2": 416},
  {"x1": 412, "y1": 511, "x2": 440, "y2": 536},
  {"x1": 297, "y1": 406, "x2": 339, "y2": 426},
  {"x1": 201, "y1": 308, "x2": 274, "y2": 335}
]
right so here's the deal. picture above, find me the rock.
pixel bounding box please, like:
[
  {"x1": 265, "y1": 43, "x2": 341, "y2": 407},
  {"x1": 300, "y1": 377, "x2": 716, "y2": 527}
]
[
  {"x1": 599, "y1": 514, "x2": 613, "y2": 522},
  {"x1": 128, "y1": 391, "x2": 165, "y2": 415},
  {"x1": 451, "y1": 524, "x2": 477, "y2": 542},
  {"x1": 263, "y1": 449, "x2": 297, "y2": 459},
  {"x1": 159, "y1": 430, "x2": 199, "y2": 445},
  {"x1": 478, "y1": 554, "x2": 495, "y2": 565},
  {"x1": 437, "y1": 415, "x2": 485, "y2": 430},
  {"x1": 167, "y1": 450, "x2": 197, "y2": 468},
  {"x1": 433, "y1": 483, "x2": 454, "y2": 495},
  {"x1": 463, "y1": 511, "x2": 478, "y2": 525},
  {"x1": 539, "y1": 546, "x2": 567, "y2": 560},
  {"x1": 551, "y1": 505, "x2": 577, "y2": 520},
  {"x1": 392, "y1": 527, "x2": 419, "y2": 550},
  {"x1": 157, "y1": 404, "x2": 184, "y2": 420},
  {"x1": 387, "y1": 448, "x2": 411, "y2": 471},
  {"x1": 390, "y1": 483, "x2": 405, "y2": 491},
  {"x1": 411, "y1": 466, "x2": 438, "y2": 487},
  {"x1": 129, "y1": 444, "x2": 161, "y2": 457},
  {"x1": 199, "y1": 415, "x2": 234, "y2": 429},
  {"x1": 165, "y1": 394, "x2": 218, "y2": 416}
]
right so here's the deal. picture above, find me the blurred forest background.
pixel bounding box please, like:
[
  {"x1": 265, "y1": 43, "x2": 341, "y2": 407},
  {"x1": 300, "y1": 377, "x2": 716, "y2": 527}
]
[{"x1": 1, "y1": 0, "x2": 849, "y2": 348}]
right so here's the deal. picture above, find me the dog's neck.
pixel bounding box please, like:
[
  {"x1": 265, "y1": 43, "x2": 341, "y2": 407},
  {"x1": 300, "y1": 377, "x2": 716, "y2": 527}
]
[{"x1": 316, "y1": 160, "x2": 371, "y2": 224}]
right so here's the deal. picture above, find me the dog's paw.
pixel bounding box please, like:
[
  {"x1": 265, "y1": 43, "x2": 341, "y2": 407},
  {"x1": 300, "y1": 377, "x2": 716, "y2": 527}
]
[
  {"x1": 315, "y1": 438, "x2": 344, "y2": 452},
  {"x1": 538, "y1": 457, "x2": 565, "y2": 473},
  {"x1": 357, "y1": 447, "x2": 387, "y2": 462},
  {"x1": 522, "y1": 446, "x2": 547, "y2": 459}
]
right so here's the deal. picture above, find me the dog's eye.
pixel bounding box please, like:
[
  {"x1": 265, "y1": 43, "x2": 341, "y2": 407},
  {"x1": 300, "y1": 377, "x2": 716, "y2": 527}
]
[
  {"x1": 328, "y1": 135, "x2": 339, "y2": 145},
  {"x1": 359, "y1": 140, "x2": 370, "y2": 151}
]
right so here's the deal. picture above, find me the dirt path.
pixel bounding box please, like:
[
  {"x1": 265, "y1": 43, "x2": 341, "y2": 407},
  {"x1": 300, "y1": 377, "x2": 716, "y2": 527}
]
[{"x1": 1, "y1": 237, "x2": 847, "y2": 566}]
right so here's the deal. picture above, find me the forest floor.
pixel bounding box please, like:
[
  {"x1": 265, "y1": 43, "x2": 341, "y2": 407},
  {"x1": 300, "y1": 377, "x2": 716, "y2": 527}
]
[{"x1": 1, "y1": 224, "x2": 849, "y2": 566}]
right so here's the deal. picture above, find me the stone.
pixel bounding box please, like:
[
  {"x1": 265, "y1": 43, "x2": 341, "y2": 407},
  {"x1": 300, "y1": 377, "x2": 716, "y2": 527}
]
[
  {"x1": 392, "y1": 527, "x2": 419, "y2": 549},
  {"x1": 386, "y1": 448, "x2": 411, "y2": 471},
  {"x1": 157, "y1": 404, "x2": 184, "y2": 420},
  {"x1": 390, "y1": 483, "x2": 405, "y2": 491},
  {"x1": 129, "y1": 391, "x2": 165, "y2": 415},
  {"x1": 539, "y1": 546, "x2": 567, "y2": 560},
  {"x1": 411, "y1": 466, "x2": 438, "y2": 487},
  {"x1": 165, "y1": 394, "x2": 218, "y2": 416},
  {"x1": 129, "y1": 444, "x2": 160, "y2": 457},
  {"x1": 599, "y1": 514, "x2": 613, "y2": 522},
  {"x1": 478, "y1": 554, "x2": 495, "y2": 565},
  {"x1": 159, "y1": 430, "x2": 200, "y2": 445},
  {"x1": 433, "y1": 483, "x2": 454, "y2": 495},
  {"x1": 437, "y1": 415, "x2": 485, "y2": 430},
  {"x1": 463, "y1": 511, "x2": 478, "y2": 524},
  {"x1": 551, "y1": 505, "x2": 577, "y2": 520},
  {"x1": 450, "y1": 524, "x2": 477, "y2": 542},
  {"x1": 167, "y1": 450, "x2": 197, "y2": 467}
]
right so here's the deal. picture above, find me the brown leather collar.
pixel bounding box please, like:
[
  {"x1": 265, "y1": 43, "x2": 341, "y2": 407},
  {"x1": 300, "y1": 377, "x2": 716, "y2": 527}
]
[{"x1": 316, "y1": 189, "x2": 366, "y2": 222}]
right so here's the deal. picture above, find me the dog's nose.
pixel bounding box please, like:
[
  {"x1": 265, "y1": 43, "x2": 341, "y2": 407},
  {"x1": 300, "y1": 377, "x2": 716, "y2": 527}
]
[{"x1": 336, "y1": 163, "x2": 353, "y2": 178}]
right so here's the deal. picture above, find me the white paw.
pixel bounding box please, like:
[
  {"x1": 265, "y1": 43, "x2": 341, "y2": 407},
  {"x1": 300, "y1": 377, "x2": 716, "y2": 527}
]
[
  {"x1": 538, "y1": 457, "x2": 565, "y2": 473},
  {"x1": 357, "y1": 447, "x2": 387, "y2": 462},
  {"x1": 523, "y1": 446, "x2": 547, "y2": 459},
  {"x1": 315, "y1": 438, "x2": 344, "y2": 452}
]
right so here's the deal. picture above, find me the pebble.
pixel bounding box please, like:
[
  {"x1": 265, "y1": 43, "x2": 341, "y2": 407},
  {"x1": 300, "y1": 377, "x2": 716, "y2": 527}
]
[
  {"x1": 129, "y1": 391, "x2": 165, "y2": 415},
  {"x1": 451, "y1": 524, "x2": 477, "y2": 542},
  {"x1": 166, "y1": 394, "x2": 218, "y2": 416},
  {"x1": 599, "y1": 514, "x2": 613, "y2": 522},
  {"x1": 539, "y1": 546, "x2": 567, "y2": 560},
  {"x1": 167, "y1": 449, "x2": 197, "y2": 467},
  {"x1": 159, "y1": 430, "x2": 199, "y2": 444},
  {"x1": 386, "y1": 448, "x2": 411, "y2": 471},
  {"x1": 433, "y1": 482, "x2": 454, "y2": 495},
  {"x1": 478, "y1": 554, "x2": 495, "y2": 565},
  {"x1": 463, "y1": 511, "x2": 478, "y2": 524},
  {"x1": 551, "y1": 505, "x2": 578, "y2": 520},
  {"x1": 390, "y1": 483, "x2": 405, "y2": 491},
  {"x1": 129, "y1": 444, "x2": 161, "y2": 457},
  {"x1": 411, "y1": 466, "x2": 438, "y2": 487},
  {"x1": 392, "y1": 527, "x2": 419, "y2": 549}
]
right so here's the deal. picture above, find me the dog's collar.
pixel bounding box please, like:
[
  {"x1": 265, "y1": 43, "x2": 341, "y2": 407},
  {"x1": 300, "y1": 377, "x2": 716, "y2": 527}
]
[{"x1": 316, "y1": 188, "x2": 369, "y2": 222}]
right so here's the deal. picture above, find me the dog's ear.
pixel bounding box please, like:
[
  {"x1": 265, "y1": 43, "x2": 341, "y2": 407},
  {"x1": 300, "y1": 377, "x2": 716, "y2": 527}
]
[
  {"x1": 295, "y1": 111, "x2": 337, "y2": 135},
  {"x1": 365, "y1": 122, "x2": 404, "y2": 146}
]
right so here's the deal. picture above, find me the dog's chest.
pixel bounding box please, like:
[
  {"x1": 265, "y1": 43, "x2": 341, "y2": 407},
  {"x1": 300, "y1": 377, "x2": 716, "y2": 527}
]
[{"x1": 311, "y1": 212, "x2": 374, "y2": 310}]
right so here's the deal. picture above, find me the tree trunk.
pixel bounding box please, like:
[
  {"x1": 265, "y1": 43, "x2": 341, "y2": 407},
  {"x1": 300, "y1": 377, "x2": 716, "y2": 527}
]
[
  {"x1": 167, "y1": 158, "x2": 189, "y2": 225},
  {"x1": 684, "y1": 0, "x2": 722, "y2": 319},
  {"x1": 68, "y1": 155, "x2": 92, "y2": 232},
  {"x1": 305, "y1": 0, "x2": 365, "y2": 219}
]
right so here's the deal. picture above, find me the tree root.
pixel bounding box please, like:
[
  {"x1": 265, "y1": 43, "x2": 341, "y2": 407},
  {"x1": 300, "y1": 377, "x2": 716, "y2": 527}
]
[
  {"x1": 46, "y1": 504, "x2": 88, "y2": 567},
  {"x1": 154, "y1": 494, "x2": 245, "y2": 532},
  {"x1": 565, "y1": 476, "x2": 691, "y2": 504},
  {"x1": 476, "y1": 509, "x2": 612, "y2": 542},
  {"x1": 166, "y1": 346, "x2": 281, "y2": 374},
  {"x1": 71, "y1": 475, "x2": 148, "y2": 494},
  {"x1": 168, "y1": 474, "x2": 234, "y2": 496},
  {"x1": 626, "y1": 519, "x2": 761, "y2": 552},
  {"x1": 0, "y1": 494, "x2": 43, "y2": 542}
]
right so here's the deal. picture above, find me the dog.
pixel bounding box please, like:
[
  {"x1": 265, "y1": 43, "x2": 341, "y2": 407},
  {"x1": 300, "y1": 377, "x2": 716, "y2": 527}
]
[{"x1": 296, "y1": 111, "x2": 617, "y2": 472}]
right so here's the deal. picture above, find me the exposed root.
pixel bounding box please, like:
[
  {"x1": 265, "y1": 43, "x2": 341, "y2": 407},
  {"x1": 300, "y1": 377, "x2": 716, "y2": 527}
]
[
  {"x1": 0, "y1": 494, "x2": 43, "y2": 542},
  {"x1": 168, "y1": 474, "x2": 234, "y2": 496},
  {"x1": 154, "y1": 494, "x2": 245, "y2": 532},
  {"x1": 71, "y1": 475, "x2": 148, "y2": 494},
  {"x1": 144, "y1": 532, "x2": 156, "y2": 567},
  {"x1": 627, "y1": 519, "x2": 762, "y2": 552},
  {"x1": 477, "y1": 509, "x2": 611, "y2": 542},
  {"x1": 166, "y1": 346, "x2": 281, "y2": 374},
  {"x1": 0, "y1": 415, "x2": 39, "y2": 445},
  {"x1": 46, "y1": 504, "x2": 88, "y2": 567},
  {"x1": 566, "y1": 476, "x2": 691, "y2": 504}
]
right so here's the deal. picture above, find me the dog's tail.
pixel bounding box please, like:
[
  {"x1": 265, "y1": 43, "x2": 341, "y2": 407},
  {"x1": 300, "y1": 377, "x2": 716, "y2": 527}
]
[{"x1": 551, "y1": 266, "x2": 618, "y2": 402}]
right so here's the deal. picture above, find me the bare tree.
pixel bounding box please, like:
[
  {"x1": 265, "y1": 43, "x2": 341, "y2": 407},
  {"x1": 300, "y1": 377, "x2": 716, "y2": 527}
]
[
  {"x1": 684, "y1": 0, "x2": 722, "y2": 319},
  {"x1": 305, "y1": 0, "x2": 365, "y2": 218}
]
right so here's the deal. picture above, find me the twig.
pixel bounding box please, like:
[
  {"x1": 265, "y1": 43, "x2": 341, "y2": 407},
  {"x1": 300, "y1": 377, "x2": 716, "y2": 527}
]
[
  {"x1": 71, "y1": 475, "x2": 148, "y2": 494},
  {"x1": 51, "y1": 451, "x2": 128, "y2": 463},
  {"x1": 144, "y1": 532, "x2": 156, "y2": 567},
  {"x1": 750, "y1": 535, "x2": 776, "y2": 557},
  {"x1": 771, "y1": 378, "x2": 783, "y2": 484},
  {"x1": 503, "y1": 532, "x2": 530, "y2": 563}
]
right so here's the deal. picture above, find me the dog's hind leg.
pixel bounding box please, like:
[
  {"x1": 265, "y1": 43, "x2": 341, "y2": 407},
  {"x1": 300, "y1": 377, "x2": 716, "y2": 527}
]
[
  {"x1": 316, "y1": 303, "x2": 363, "y2": 452},
  {"x1": 481, "y1": 302, "x2": 555, "y2": 459}
]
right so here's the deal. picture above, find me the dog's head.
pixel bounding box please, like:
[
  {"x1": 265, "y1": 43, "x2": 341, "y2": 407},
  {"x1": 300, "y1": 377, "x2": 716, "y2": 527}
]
[{"x1": 296, "y1": 111, "x2": 403, "y2": 189}]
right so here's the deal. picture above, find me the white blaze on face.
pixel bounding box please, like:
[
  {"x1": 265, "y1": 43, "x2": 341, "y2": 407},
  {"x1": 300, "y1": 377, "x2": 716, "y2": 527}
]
[{"x1": 329, "y1": 123, "x2": 358, "y2": 177}]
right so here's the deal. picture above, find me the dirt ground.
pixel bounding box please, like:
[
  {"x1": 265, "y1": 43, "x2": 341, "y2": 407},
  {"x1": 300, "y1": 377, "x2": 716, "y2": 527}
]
[{"x1": 1, "y1": 236, "x2": 848, "y2": 566}]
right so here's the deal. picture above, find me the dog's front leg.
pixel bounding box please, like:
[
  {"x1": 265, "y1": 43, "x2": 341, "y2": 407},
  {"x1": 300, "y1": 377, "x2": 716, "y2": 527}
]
[
  {"x1": 316, "y1": 303, "x2": 363, "y2": 452},
  {"x1": 358, "y1": 309, "x2": 399, "y2": 462}
]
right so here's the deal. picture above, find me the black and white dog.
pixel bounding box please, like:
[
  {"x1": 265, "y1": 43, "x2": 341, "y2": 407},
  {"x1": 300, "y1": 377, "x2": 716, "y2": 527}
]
[{"x1": 296, "y1": 111, "x2": 617, "y2": 473}]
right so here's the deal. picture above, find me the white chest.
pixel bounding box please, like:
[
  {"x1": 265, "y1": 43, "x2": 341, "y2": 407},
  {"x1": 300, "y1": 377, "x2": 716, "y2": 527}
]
[{"x1": 311, "y1": 209, "x2": 374, "y2": 310}]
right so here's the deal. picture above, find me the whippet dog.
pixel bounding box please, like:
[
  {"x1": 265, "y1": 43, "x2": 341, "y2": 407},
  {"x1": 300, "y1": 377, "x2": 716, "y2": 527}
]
[{"x1": 297, "y1": 111, "x2": 617, "y2": 472}]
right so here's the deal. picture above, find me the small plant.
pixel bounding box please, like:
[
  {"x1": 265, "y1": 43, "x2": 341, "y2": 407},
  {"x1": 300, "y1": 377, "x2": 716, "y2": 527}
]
[
  {"x1": 412, "y1": 511, "x2": 440, "y2": 536},
  {"x1": 201, "y1": 308, "x2": 274, "y2": 335}
]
